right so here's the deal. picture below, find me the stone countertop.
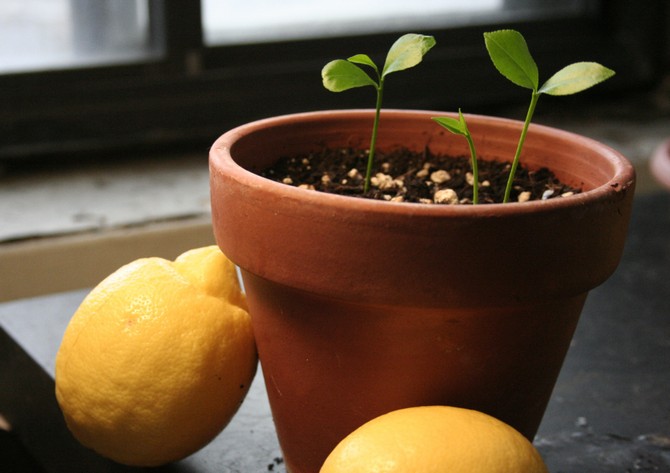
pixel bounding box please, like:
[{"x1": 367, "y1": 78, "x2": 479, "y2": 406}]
[{"x1": 1, "y1": 192, "x2": 669, "y2": 472}]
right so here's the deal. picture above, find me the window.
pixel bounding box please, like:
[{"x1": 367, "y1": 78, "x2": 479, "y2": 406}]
[
  {"x1": 0, "y1": 0, "x2": 157, "y2": 74},
  {"x1": 202, "y1": 0, "x2": 590, "y2": 45},
  {"x1": 0, "y1": 0, "x2": 665, "y2": 163},
  {"x1": 202, "y1": 0, "x2": 505, "y2": 45}
]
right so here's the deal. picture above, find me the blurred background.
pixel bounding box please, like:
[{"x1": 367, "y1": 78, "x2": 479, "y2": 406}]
[{"x1": 1, "y1": 0, "x2": 668, "y2": 161}]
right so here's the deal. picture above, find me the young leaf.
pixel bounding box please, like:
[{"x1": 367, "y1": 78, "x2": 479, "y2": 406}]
[
  {"x1": 433, "y1": 110, "x2": 480, "y2": 204},
  {"x1": 432, "y1": 116, "x2": 466, "y2": 136},
  {"x1": 348, "y1": 54, "x2": 379, "y2": 73},
  {"x1": 484, "y1": 29, "x2": 538, "y2": 91},
  {"x1": 322, "y1": 59, "x2": 378, "y2": 92},
  {"x1": 483, "y1": 29, "x2": 617, "y2": 203},
  {"x1": 382, "y1": 33, "x2": 436, "y2": 77},
  {"x1": 539, "y1": 62, "x2": 615, "y2": 96},
  {"x1": 322, "y1": 33, "x2": 435, "y2": 193}
]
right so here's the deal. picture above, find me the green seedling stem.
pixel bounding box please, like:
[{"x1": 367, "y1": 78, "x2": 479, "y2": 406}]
[
  {"x1": 504, "y1": 90, "x2": 539, "y2": 203},
  {"x1": 366, "y1": 78, "x2": 384, "y2": 193},
  {"x1": 432, "y1": 110, "x2": 479, "y2": 204},
  {"x1": 484, "y1": 29, "x2": 615, "y2": 203},
  {"x1": 322, "y1": 33, "x2": 435, "y2": 193},
  {"x1": 322, "y1": 30, "x2": 614, "y2": 204},
  {"x1": 464, "y1": 124, "x2": 479, "y2": 205}
]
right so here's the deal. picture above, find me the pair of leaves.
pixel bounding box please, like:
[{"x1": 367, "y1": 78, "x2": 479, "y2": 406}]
[
  {"x1": 322, "y1": 33, "x2": 436, "y2": 92},
  {"x1": 325, "y1": 30, "x2": 613, "y2": 96},
  {"x1": 483, "y1": 29, "x2": 615, "y2": 96}
]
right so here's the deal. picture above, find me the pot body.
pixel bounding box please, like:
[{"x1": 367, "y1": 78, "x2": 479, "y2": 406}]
[{"x1": 209, "y1": 110, "x2": 635, "y2": 473}]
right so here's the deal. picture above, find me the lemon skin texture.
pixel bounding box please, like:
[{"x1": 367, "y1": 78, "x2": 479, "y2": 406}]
[
  {"x1": 321, "y1": 405, "x2": 548, "y2": 473},
  {"x1": 55, "y1": 246, "x2": 257, "y2": 466}
]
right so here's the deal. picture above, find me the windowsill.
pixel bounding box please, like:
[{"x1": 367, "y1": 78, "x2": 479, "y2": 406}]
[
  {"x1": 1, "y1": 86, "x2": 669, "y2": 302},
  {"x1": 1, "y1": 152, "x2": 210, "y2": 242},
  {"x1": 0, "y1": 152, "x2": 215, "y2": 301}
]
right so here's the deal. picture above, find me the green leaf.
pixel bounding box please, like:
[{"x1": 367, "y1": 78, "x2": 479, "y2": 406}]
[
  {"x1": 382, "y1": 33, "x2": 436, "y2": 77},
  {"x1": 539, "y1": 62, "x2": 615, "y2": 96},
  {"x1": 348, "y1": 54, "x2": 379, "y2": 74},
  {"x1": 321, "y1": 59, "x2": 378, "y2": 92},
  {"x1": 432, "y1": 116, "x2": 466, "y2": 136},
  {"x1": 484, "y1": 29, "x2": 538, "y2": 91},
  {"x1": 433, "y1": 109, "x2": 470, "y2": 136}
]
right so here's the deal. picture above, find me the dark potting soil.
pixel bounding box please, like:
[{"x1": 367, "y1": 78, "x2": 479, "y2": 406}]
[{"x1": 260, "y1": 147, "x2": 581, "y2": 205}]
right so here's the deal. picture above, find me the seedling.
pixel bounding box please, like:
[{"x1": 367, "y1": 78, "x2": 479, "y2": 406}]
[
  {"x1": 432, "y1": 110, "x2": 480, "y2": 204},
  {"x1": 484, "y1": 29, "x2": 615, "y2": 202},
  {"x1": 322, "y1": 33, "x2": 436, "y2": 192}
]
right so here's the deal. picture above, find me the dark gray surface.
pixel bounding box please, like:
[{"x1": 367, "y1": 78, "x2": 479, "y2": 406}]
[
  {"x1": 534, "y1": 192, "x2": 670, "y2": 471},
  {"x1": 1, "y1": 193, "x2": 669, "y2": 472}
]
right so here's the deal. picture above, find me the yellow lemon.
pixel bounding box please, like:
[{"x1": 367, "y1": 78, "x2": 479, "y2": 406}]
[
  {"x1": 55, "y1": 246, "x2": 257, "y2": 466},
  {"x1": 321, "y1": 406, "x2": 548, "y2": 473}
]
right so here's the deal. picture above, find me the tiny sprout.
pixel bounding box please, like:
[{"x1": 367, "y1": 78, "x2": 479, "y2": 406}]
[
  {"x1": 432, "y1": 110, "x2": 479, "y2": 204},
  {"x1": 322, "y1": 33, "x2": 436, "y2": 192},
  {"x1": 484, "y1": 29, "x2": 615, "y2": 203}
]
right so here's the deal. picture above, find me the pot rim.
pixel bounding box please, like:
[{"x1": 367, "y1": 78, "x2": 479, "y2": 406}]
[
  {"x1": 211, "y1": 109, "x2": 636, "y2": 217},
  {"x1": 650, "y1": 137, "x2": 670, "y2": 190},
  {"x1": 210, "y1": 109, "x2": 637, "y2": 306}
]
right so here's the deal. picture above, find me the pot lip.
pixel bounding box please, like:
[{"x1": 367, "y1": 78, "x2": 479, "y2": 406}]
[
  {"x1": 210, "y1": 109, "x2": 636, "y2": 217},
  {"x1": 650, "y1": 137, "x2": 670, "y2": 190}
]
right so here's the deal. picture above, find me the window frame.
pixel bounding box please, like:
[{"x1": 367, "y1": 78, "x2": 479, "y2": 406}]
[{"x1": 0, "y1": 0, "x2": 666, "y2": 163}]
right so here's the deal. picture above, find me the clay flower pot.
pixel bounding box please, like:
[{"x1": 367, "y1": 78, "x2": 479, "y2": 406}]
[
  {"x1": 651, "y1": 138, "x2": 670, "y2": 190},
  {"x1": 209, "y1": 110, "x2": 635, "y2": 473}
]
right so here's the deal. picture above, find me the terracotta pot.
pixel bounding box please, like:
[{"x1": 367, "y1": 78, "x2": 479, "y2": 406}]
[
  {"x1": 651, "y1": 138, "x2": 670, "y2": 190},
  {"x1": 209, "y1": 110, "x2": 635, "y2": 473}
]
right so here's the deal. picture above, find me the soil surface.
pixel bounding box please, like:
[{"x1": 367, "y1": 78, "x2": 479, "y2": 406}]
[{"x1": 260, "y1": 147, "x2": 581, "y2": 204}]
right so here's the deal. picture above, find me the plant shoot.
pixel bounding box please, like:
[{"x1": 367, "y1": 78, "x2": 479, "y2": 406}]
[
  {"x1": 484, "y1": 29, "x2": 615, "y2": 202},
  {"x1": 432, "y1": 110, "x2": 480, "y2": 204},
  {"x1": 322, "y1": 33, "x2": 436, "y2": 192}
]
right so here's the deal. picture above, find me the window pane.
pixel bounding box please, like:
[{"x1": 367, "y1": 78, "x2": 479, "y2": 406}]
[
  {"x1": 202, "y1": 0, "x2": 591, "y2": 46},
  {"x1": 0, "y1": 0, "x2": 158, "y2": 74}
]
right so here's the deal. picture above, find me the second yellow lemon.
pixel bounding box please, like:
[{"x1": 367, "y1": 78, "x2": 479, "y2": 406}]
[
  {"x1": 321, "y1": 405, "x2": 548, "y2": 473},
  {"x1": 55, "y1": 246, "x2": 256, "y2": 466}
]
